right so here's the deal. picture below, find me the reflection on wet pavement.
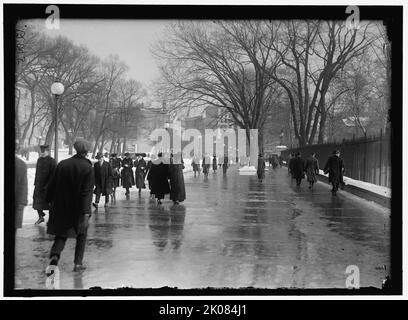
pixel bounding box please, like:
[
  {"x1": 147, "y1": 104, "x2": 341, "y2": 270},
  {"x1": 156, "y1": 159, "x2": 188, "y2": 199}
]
[{"x1": 15, "y1": 166, "x2": 390, "y2": 289}]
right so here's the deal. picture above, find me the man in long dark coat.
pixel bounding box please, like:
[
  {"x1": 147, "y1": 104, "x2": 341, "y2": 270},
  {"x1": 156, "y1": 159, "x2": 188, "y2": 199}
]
[
  {"x1": 147, "y1": 152, "x2": 170, "y2": 205},
  {"x1": 257, "y1": 153, "x2": 266, "y2": 182},
  {"x1": 292, "y1": 152, "x2": 306, "y2": 187},
  {"x1": 134, "y1": 154, "x2": 147, "y2": 194},
  {"x1": 288, "y1": 153, "x2": 295, "y2": 176},
  {"x1": 109, "y1": 153, "x2": 121, "y2": 202},
  {"x1": 121, "y1": 152, "x2": 134, "y2": 196},
  {"x1": 93, "y1": 152, "x2": 113, "y2": 209},
  {"x1": 324, "y1": 150, "x2": 345, "y2": 196},
  {"x1": 212, "y1": 155, "x2": 217, "y2": 173},
  {"x1": 169, "y1": 152, "x2": 186, "y2": 205},
  {"x1": 46, "y1": 139, "x2": 94, "y2": 273},
  {"x1": 15, "y1": 154, "x2": 28, "y2": 232},
  {"x1": 33, "y1": 145, "x2": 56, "y2": 225}
]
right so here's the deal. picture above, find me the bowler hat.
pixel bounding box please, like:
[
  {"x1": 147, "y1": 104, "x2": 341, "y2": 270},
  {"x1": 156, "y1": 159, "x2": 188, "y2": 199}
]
[{"x1": 73, "y1": 139, "x2": 90, "y2": 154}]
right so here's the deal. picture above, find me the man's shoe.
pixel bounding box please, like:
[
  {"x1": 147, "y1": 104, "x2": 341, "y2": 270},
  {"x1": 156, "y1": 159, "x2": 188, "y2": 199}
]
[
  {"x1": 45, "y1": 256, "x2": 59, "y2": 276},
  {"x1": 73, "y1": 264, "x2": 87, "y2": 272},
  {"x1": 35, "y1": 217, "x2": 45, "y2": 225}
]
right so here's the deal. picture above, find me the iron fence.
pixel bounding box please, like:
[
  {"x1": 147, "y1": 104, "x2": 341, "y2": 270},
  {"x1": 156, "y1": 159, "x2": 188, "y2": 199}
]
[{"x1": 281, "y1": 130, "x2": 391, "y2": 188}]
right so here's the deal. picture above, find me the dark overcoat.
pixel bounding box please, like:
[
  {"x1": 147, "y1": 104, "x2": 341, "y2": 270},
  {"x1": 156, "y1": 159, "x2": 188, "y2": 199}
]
[
  {"x1": 169, "y1": 163, "x2": 186, "y2": 202},
  {"x1": 94, "y1": 160, "x2": 113, "y2": 196},
  {"x1": 46, "y1": 154, "x2": 94, "y2": 238},
  {"x1": 292, "y1": 156, "x2": 305, "y2": 180},
  {"x1": 222, "y1": 156, "x2": 229, "y2": 174},
  {"x1": 146, "y1": 160, "x2": 153, "y2": 190},
  {"x1": 202, "y1": 156, "x2": 211, "y2": 174},
  {"x1": 15, "y1": 156, "x2": 28, "y2": 229},
  {"x1": 257, "y1": 157, "x2": 265, "y2": 179},
  {"x1": 305, "y1": 156, "x2": 319, "y2": 183},
  {"x1": 109, "y1": 157, "x2": 121, "y2": 187},
  {"x1": 147, "y1": 160, "x2": 170, "y2": 196},
  {"x1": 134, "y1": 158, "x2": 147, "y2": 189},
  {"x1": 33, "y1": 156, "x2": 56, "y2": 210},
  {"x1": 121, "y1": 157, "x2": 135, "y2": 188},
  {"x1": 324, "y1": 155, "x2": 345, "y2": 185},
  {"x1": 212, "y1": 157, "x2": 217, "y2": 171}
]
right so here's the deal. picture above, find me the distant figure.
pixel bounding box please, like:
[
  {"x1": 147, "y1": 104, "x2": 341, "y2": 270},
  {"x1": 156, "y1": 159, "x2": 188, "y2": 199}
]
[
  {"x1": 33, "y1": 144, "x2": 56, "y2": 225},
  {"x1": 257, "y1": 153, "x2": 266, "y2": 182},
  {"x1": 324, "y1": 150, "x2": 345, "y2": 196},
  {"x1": 305, "y1": 152, "x2": 319, "y2": 189},
  {"x1": 93, "y1": 152, "x2": 113, "y2": 209},
  {"x1": 191, "y1": 155, "x2": 200, "y2": 177},
  {"x1": 109, "y1": 153, "x2": 121, "y2": 202},
  {"x1": 202, "y1": 154, "x2": 210, "y2": 177},
  {"x1": 169, "y1": 152, "x2": 186, "y2": 205},
  {"x1": 212, "y1": 155, "x2": 217, "y2": 173},
  {"x1": 46, "y1": 139, "x2": 94, "y2": 273},
  {"x1": 222, "y1": 155, "x2": 229, "y2": 175},
  {"x1": 272, "y1": 155, "x2": 279, "y2": 169},
  {"x1": 292, "y1": 152, "x2": 305, "y2": 187},
  {"x1": 15, "y1": 154, "x2": 28, "y2": 233},
  {"x1": 121, "y1": 152, "x2": 134, "y2": 196},
  {"x1": 134, "y1": 154, "x2": 147, "y2": 194},
  {"x1": 147, "y1": 152, "x2": 171, "y2": 205},
  {"x1": 268, "y1": 155, "x2": 272, "y2": 167}
]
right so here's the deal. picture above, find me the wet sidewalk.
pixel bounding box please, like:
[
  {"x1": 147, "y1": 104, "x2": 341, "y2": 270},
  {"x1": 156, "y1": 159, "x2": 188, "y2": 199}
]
[{"x1": 15, "y1": 166, "x2": 390, "y2": 290}]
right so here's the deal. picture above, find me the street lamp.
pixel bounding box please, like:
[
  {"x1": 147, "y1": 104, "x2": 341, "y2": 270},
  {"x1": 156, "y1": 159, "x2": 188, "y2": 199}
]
[{"x1": 51, "y1": 82, "x2": 65, "y2": 162}]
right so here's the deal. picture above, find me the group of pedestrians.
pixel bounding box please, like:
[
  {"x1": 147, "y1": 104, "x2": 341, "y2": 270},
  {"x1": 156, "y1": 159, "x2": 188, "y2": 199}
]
[
  {"x1": 23, "y1": 140, "x2": 189, "y2": 274},
  {"x1": 287, "y1": 150, "x2": 345, "y2": 195},
  {"x1": 191, "y1": 154, "x2": 229, "y2": 178}
]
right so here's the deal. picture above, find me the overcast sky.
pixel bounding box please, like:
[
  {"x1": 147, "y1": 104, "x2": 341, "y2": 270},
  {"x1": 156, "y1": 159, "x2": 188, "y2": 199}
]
[{"x1": 31, "y1": 19, "x2": 170, "y2": 88}]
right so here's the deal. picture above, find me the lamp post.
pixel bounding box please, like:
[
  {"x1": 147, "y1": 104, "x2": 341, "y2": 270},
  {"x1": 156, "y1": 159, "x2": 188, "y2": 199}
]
[
  {"x1": 51, "y1": 82, "x2": 65, "y2": 162},
  {"x1": 67, "y1": 128, "x2": 73, "y2": 155}
]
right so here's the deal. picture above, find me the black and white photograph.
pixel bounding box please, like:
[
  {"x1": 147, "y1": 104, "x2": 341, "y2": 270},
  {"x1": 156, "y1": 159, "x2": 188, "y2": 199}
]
[{"x1": 2, "y1": 1, "x2": 403, "y2": 298}]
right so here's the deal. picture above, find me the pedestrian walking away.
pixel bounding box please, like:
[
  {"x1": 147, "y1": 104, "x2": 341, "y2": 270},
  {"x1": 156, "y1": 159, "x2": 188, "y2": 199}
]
[
  {"x1": 305, "y1": 152, "x2": 319, "y2": 189},
  {"x1": 292, "y1": 152, "x2": 305, "y2": 187},
  {"x1": 169, "y1": 152, "x2": 186, "y2": 205},
  {"x1": 324, "y1": 150, "x2": 345, "y2": 196},
  {"x1": 288, "y1": 153, "x2": 295, "y2": 177},
  {"x1": 93, "y1": 152, "x2": 113, "y2": 209},
  {"x1": 45, "y1": 139, "x2": 94, "y2": 274},
  {"x1": 202, "y1": 154, "x2": 211, "y2": 177},
  {"x1": 191, "y1": 155, "x2": 200, "y2": 177},
  {"x1": 33, "y1": 144, "x2": 56, "y2": 225},
  {"x1": 134, "y1": 154, "x2": 147, "y2": 194},
  {"x1": 121, "y1": 152, "x2": 135, "y2": 196},
  {"x1": 147, "y1": 152, "x2": 171, "y2": 205},
  {"x1": 212, "y1": 155, "x2": 217, "y2": 173},
  {"x1": 109, "y1": 153, "x2": 121, "y2": 202},
  {"x1": 257, "y1": 153, "x2": 266, "y2": 182}
]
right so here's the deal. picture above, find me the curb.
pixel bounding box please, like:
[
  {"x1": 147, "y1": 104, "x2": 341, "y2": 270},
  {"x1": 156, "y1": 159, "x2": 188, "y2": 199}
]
[{"x1": 316, "y1": 173, "x2": 390, "y2": 208}]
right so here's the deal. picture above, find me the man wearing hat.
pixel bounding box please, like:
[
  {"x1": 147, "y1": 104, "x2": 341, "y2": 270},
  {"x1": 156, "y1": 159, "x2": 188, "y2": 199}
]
[
  {"x1": 109, "y1": 153, "x2": 121, "y2": 202},
  {"x1": 33, "y1": 145, "x2": 56, "y2": 225},
  {"x1": 93, "y1": 152, "x2": 113, "y2": 209},
  {"x1": 46, "y1": 139, "x2": 94, "y2": 273},
  {"x1": 324, "y1": 150, "x2": 345, "y2": 196}
]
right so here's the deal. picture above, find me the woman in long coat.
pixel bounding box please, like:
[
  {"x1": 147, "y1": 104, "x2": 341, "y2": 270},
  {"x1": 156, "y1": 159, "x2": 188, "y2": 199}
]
[
  {"x1": 304, "y1": 152, "x2": 319, "y2": 189},
  {"x1": 292, "y1": 152, "x2": 306, "y2": 187},
  {"x1": 169, "y1": 152, "x2": 186, "y2": 204},
  {"x1": 257, "y1": 154, "x2": 266, "y2": 181},
  {"x1": 134, "y1": 155, "x2": 147, "y2": 194},
  {"x1": 147, "y1": 153, "x2": 171, "y2": 205},
  {"x1": 324, "y1": 150, "x2": 345, "y2": 196},
  {"x1": 121, "y1": 152, "x2": 134, "y2": 195}
]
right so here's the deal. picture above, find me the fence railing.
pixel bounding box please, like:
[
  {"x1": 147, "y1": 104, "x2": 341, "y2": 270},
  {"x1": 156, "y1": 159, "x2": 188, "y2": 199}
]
[{"x1": 281, "y1": 130, "x2": 391, "y2": 188}]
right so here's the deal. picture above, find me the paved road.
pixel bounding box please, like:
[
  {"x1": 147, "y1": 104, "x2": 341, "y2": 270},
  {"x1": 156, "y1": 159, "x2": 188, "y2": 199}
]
[{"x1": 15, "y1": 165, "x2": 390, "y2": 289}]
